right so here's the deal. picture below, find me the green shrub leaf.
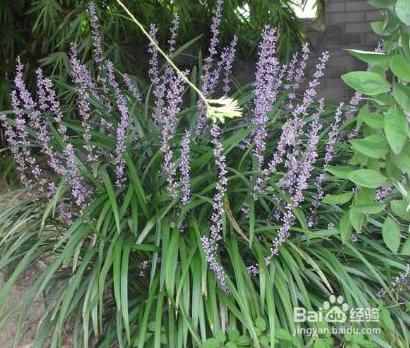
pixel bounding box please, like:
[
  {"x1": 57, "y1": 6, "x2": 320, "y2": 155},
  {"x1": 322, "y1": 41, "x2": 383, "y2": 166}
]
[
  {"x1": 341, "y1": 71, "x2": 390, "y2": 95},
  {"x1": 384, "y1": 108, "x2": 409, "y2": 154},
  {"x1": 396, "y1": 0, "x2": 410, "y2": 26},
  {"x1": 391, "y1": 200, "x2": 410, "y2": 221},
  {"x1": 339, "y1": 212, "x2": 352, "y2": 243},
  {"x1": 401, "y1": 238, "x2": 410, "y2": 255},
  {"x1": 347, "y1": 49, "x2": 391, "y2": 66},
  {"x1": 391, "y1": 144, "x2": 410, "y2": 175},
  {"x1": 349, "y1": 208, "x2": 366, "y2": 232},
  {"x1": 382, "y1": 217, "x2": 401, "y2": 253},
  {"x1": 390, "y1": 54, "x2": 410, "y2": 81},
  {"x1": 348, "y1": 169, "x2": 386, "y2": 188},
  {"x1": 323, "y1": 192, "x2": 354, "y2": 205},
  {"x1": 350, "y1": 134, "x2": 388, "y2": 158},
  {"x1": 358, "y1": 104, "x2": 384, "y2": 129},
  {"x1": 393, "y1": 84, "x2": 410, "y2": 113},
  {"x1": 326, "y1": 166, "x2": 354, "y2": 179}
]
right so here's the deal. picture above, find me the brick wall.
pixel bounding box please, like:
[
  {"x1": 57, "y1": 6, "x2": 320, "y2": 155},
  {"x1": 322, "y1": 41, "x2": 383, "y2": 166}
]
[{"x1": 312, "y1": 0, "x2": 380, "y2": 101}]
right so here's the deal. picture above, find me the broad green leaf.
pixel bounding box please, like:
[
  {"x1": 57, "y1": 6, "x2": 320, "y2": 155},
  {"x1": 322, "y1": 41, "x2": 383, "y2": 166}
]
[
  {"x1": 391, "y1": 200, "x2": 410, "y2": 221},
  {"x1": 348, "y1": 169, "x2": 386, "y2": 188},
  {"x1": 393, "y1": 84, "x2": 410, "y2": 113},
  {"x1": 347, "y1": 49, "x2": 391, "y2": 66},
  {"x1": 349, "y1": 208, "x2": 365, "y2": 232},
  {"x1": 358, "y1": 105, "x2": 384, "y2": 129},
  {"x1": 390, "y1": 54, "x2": 410, "y2": 81},
  {"x1": 382, "y1": 217, "x2": 401, "y2": 253},
  {"x1": 352, "y1": 204, "x2": 385, "y2": 214},
  {"x1": 326, "y1": 166, "x2": 354, "y2": 179},
  {"x1": 401, "y1": 238, "x2": 410, "y2": 255},
  {"x1": 354, "y1": 188, "x2": 377, "y2": 205},
  {"x1": 384, "y1": 108, "x2": 408, "y2": 154},
  {"x1": 341, "y1": 71, "x2": 390, "y2": 96},
  {"x1": 396, "y1": 0, "x2": 410, "y2": 26},
  {"x1": 391, "y1": 144, "x2": 410, "y2": 175},
  {"x1": 350, "y1": 134, "x2": 388, "y2": 158},
  {"x1": 339, "y1": 212, "x2": 352, "y2": 243},
  {"x1": 323, "y1": 192, "x2": 353, "y2": 205},
  {"x1": 370, "y1": 21, "x2": 388, "y2": 36}
]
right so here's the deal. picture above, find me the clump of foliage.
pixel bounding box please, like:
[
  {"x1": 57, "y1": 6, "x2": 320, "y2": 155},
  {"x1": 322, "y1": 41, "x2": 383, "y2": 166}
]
[
  {"x1": 0, "y1": 1, "x2": 409, "y2": 348},
  {"x1": 334, "y1": 0, "x2": 410, "y2": 299}
]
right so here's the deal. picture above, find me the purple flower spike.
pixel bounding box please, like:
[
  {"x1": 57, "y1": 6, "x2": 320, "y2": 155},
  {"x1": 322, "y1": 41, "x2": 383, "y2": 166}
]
[
  {"x1": 308, "y1": 102, "x2": 345, "y2": 227},
  {"x1": 168, "y1": 13, "x2": 180, "y2": 56},
  {"x1": 201, "y1": 123, "x2": 229, "y2": 292},
  {"x1": 148, "y1": 24, "x2": 166, "y2": 125},
  {"x1": 252, "y1": 26, "x2": 280, "y2": 169},
  {"x1": 14, "y1": 59, "x2": 64, "y2": 182},
  {"x1": 36, "y1": 68, "x2": 67, "y2": 140},
  {"x1": 180, "y1": 130, "x2": 191, "y2": 206},
  {"x1": 65, "y1": 144, "x2": 91, "y2": 208},
  {"x1": 195, "y1": 0, "x2": 225, "y2": 135},
  {"x1": 122, "y1": 73, "x2": 142, "y2": 101},
  {"x1": 69, "y1": 44, "x2": 98, "y2": 163},
  {"x1": 265, "y1": 99, "x2": 324, "y2": 264},
  {"x1": 106, "y1": 60, "x2": 130, "y2": 188},
  {"x1": 160, "y1": 71, "x2": 186, "y2": 198},
  {"x1": 219, "y1": 35, "x2": 238, "y2": 95},
  {"x1": 88, "y1": 1, "x2": 105, "y2": 74},
  {"x1": 287, "y1": 43, "x2": 310, "y2": 110},
  {"x1": 0, "y1": 113, "x2": 32, "y2": 191}
]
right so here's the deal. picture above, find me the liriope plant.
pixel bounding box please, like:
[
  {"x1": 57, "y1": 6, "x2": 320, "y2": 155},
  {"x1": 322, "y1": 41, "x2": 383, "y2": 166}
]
[{"x1": 0, "y1": 1, "x2": 409, "y2": 347}]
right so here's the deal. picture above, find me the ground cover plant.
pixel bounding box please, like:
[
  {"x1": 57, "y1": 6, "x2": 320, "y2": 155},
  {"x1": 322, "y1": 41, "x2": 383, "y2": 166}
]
[{"x1": 0, "y1": 0, "x2": 409, "y2": 347}]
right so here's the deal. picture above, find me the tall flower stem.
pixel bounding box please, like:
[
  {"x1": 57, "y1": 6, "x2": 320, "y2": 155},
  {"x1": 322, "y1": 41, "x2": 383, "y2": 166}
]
[{"x1": 116, "y1": 0, "x2": 209, "y2": 110}]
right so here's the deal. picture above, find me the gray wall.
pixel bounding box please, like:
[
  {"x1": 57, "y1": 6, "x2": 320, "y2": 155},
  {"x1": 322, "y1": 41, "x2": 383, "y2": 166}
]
[{"x1": 311, "y1": 0, "x2": 380, "y2": 102}]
